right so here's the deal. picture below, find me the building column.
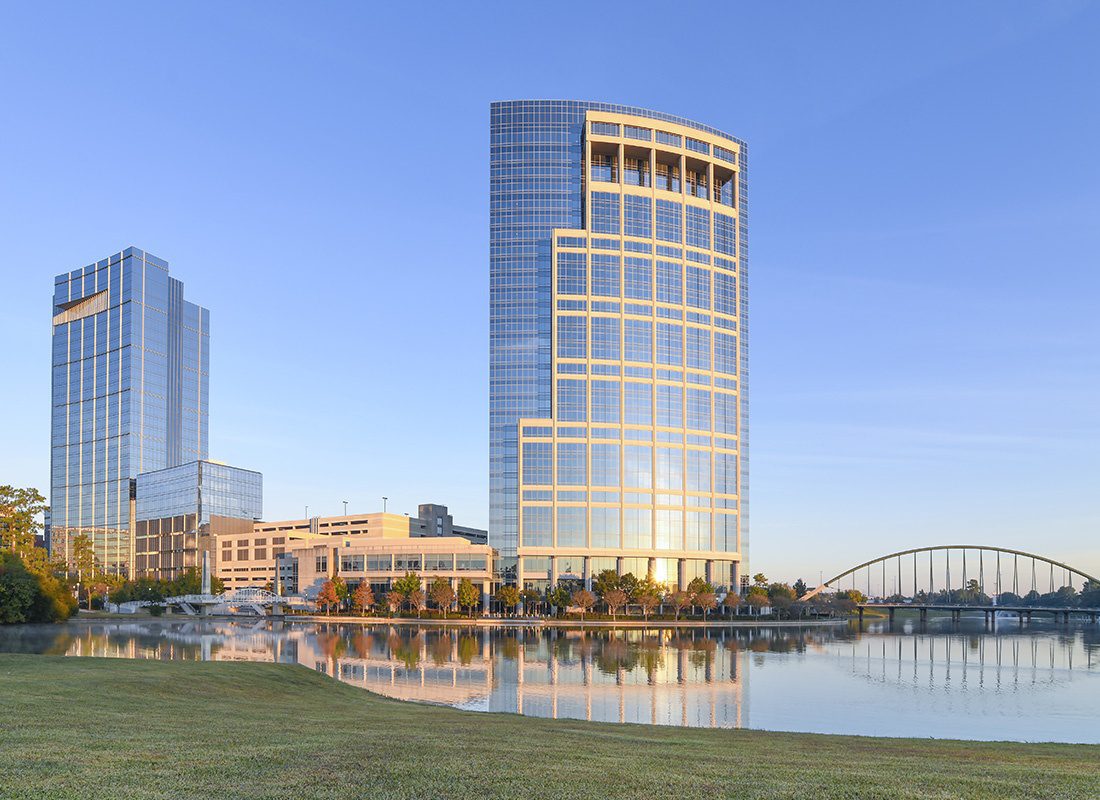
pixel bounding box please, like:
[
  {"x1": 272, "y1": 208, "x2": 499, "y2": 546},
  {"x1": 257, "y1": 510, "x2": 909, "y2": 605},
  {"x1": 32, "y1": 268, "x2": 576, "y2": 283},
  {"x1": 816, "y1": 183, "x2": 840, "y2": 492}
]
[
  {"x1": 550, "y1": 556, "x2": 559, "y2": 587},
  {"x1": 481, "y1": 580, "x2": 490, "y2": 614},
  {"x1": 732, "y1": 560, "x2": 741, "y2": 594},
  {"x1": 647, "y1": 557, "x2": 657, "y2": 581},
  {"x1": 616, "y1": 556, "x2": 624, "y2": 577},
  {"x1": 677, "y1": 559, "x2": 687, "y2": 592},
  {"x1": 705, "y1": 560, "x2": 714, "y2": 587},
  {"x1": 583, "y1": 557, "x2": 592, "y2": 592}
]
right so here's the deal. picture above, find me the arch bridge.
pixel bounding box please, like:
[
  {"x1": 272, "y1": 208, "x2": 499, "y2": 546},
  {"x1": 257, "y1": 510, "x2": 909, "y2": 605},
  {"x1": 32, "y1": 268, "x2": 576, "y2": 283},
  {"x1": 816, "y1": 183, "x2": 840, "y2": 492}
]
[{"x1": 803, "y1": 545, "x2": 1100, "y2": 623}]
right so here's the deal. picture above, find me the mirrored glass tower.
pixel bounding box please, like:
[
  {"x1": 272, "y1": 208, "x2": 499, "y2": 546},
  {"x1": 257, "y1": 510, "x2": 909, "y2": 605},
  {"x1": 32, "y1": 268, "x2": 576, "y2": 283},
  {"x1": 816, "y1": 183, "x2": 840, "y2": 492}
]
[
  {"x1": 490, "y1": 101, "x2": 748, "y2": 592},
  {"x1": 50, "y1": 246, "x2": 210, "y2": 575}
]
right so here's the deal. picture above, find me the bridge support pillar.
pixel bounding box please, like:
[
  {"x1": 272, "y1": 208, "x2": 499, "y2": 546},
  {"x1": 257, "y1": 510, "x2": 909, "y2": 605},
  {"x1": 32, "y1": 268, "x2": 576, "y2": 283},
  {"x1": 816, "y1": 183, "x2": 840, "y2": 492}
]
[
  {"x1": 858, "y1": 608, "x2": 864, "y2": 624},
  {"x1": 888, "y1": 608, "x2": 895, "y2": 625},
  {"x1": 919, "y1": 608, "x2": 927, "y2": 626}
]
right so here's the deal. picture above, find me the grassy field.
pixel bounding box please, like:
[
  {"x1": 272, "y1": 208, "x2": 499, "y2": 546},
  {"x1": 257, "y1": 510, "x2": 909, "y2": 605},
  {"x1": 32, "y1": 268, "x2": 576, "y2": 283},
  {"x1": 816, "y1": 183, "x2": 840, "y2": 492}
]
[{"x1": 1, "y1": 654, "x2": 1097, "y2": 800}]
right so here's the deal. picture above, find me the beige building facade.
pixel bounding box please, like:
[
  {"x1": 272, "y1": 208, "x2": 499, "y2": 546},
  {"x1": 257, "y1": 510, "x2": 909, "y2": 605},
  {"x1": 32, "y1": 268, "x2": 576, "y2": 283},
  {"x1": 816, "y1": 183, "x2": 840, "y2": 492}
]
[{"x1": 514, "y1": 108, "x2": 746, "y2": 594}]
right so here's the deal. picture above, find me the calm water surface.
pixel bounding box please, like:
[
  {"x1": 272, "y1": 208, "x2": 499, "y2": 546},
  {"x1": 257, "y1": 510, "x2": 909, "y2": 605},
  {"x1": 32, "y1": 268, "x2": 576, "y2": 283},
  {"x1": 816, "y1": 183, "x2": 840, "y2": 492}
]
[{"x1": 2, "y1": 617, "x2": 1098, "y2": 742}]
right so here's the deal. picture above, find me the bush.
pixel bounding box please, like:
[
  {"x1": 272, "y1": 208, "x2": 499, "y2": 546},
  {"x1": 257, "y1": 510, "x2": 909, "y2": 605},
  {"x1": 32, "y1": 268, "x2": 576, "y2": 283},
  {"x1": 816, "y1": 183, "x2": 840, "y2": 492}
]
[{"x1": 0, "y1": 551, "x2": 78, "y2": 624}]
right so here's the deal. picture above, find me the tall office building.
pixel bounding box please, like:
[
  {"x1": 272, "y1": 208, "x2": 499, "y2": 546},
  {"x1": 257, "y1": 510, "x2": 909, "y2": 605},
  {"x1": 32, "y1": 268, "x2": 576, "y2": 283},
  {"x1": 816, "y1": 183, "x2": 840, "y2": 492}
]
[
  {"x1": 50, "y1": 246, "x2": 210, "y2": 575},
  {"x1": 490, "y1": 101, "x2": 748, "y2": 591}
]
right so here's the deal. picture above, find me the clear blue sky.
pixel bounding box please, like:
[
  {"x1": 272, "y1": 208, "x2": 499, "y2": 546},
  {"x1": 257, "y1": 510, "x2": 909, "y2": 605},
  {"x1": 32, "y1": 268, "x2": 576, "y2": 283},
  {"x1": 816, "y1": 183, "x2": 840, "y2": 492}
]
[{"x1": 2, "y1": 1, "x2": 1098, "y2": 584}]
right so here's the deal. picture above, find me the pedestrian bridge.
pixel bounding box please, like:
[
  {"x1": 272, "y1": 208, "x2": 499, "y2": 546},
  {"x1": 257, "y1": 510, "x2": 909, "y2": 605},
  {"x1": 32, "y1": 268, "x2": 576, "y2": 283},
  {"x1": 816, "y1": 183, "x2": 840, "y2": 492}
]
[{"x1": 115, "y1": 588, "x2": 313, "y2": 616}]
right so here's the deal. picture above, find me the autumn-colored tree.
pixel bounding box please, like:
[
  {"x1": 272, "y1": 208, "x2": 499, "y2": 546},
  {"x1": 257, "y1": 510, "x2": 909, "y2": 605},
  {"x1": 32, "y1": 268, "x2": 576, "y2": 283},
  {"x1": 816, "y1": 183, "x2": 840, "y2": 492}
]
[
  {"x1": 456, "y1": 578, "x2": 481, "y2": 616},
  {"x1": 603, "y1": 588, "x2": 628, "y2": 620},
  {"x1": 407, "y1": 588, "x2": 425, "y2": 618},
  {"x1": 696, "y1": 591, "x2": 718, "y2": 620},
  {"x1": 495, "y1": 585, "x2": 520, "y2": 616},
  {"x1": 386, "y1": 589, "x2": 404, "y2": 615},
  {"x1": 571, "y1": 588, "x2": 596, "y2": 620},
  {"x1": 636, "y1": 589, "x2": 660, "y2": 622},
  {"x1": 747, "y1": 592, "x2": 769, "y2": 615},
  {"x1": 352, "y1": 582, "x2": 374, "y2": 615},
  {"x1": 428, "y1": 577, "x2": 455, "y2": 618},
  {"x1": 316, "y1": 580, "x2": 338, "y2": 615},
  {"x1": 722, "y1": 591, "x2": 742, "y2": 617},
  {"x1": 669, "y1": 590, "x2": 693, "y2": 620}
]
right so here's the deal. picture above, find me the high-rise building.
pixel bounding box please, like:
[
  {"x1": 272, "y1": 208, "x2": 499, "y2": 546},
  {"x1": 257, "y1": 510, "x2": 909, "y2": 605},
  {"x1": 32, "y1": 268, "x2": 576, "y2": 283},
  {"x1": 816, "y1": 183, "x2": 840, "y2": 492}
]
[
  {"x1": 489, "y1": 101, "x2": 748, "y2": 592},
  {"x1": 50, "y1": 246, "x2": 210, "y2": 575}
]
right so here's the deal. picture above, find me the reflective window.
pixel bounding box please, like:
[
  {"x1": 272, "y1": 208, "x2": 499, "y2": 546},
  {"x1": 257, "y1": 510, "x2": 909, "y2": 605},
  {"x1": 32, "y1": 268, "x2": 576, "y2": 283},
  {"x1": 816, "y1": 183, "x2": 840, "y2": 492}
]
[
  {"x1": 714, "y1": 272, "x2": 736, "y2": 316},
  {"x1": 656, "y1": 322, "x2": 683, "y2": 367},
  {"x1": 624, "y1": 445, "x2": 652, "y2": 489},
  {"x1": 522, "y1": 442, "x2": 552, "y2": 485},
  {"x1": 591, "y1": 254, "x2": 621, "y2": 297},
  {"x1": 591, "y1": 443, "x2": 620, "y2": 486},
  {"x1": 556, "y1": 379, "x2": 587, "y2": 421},
  {"x1": 656, "y1": 260, "x2": 682, "y2": 305},
  {"x1": 558, "y1": 316, "x2": 586, "y2": 359},
  {"x1": 686, "y1": 511, "x2": 711, "y2": 550},
  {"x1": 557, "y1": 506, "x2": 586, "y2": 547},
  {"x1": 624, "y1": 319, "x2": 652, "y2": 363},
  {"x1": 623, "y1": 508, "x2": 652, "y2": 549},
  {"x1": 624, "y1": 195, "x2": 652, "y2": 238},
  {"x1": 591, "y1": 192, "x2": 620, "y2": 234},
  {"x1": 522, "y1": 506, "x2": 551, "y2": 547},
  {"x1": 591, "y1": 317, "x2": 620, "y2": 360},
  {"x1": 686, "y1": 388, "x2": 711, "y2": 431},
  {"x1": 686, "y1": 206, "x2": 710, "y2": 249},
  {"x1": 715, "y1": 213, "x2": 736, "y2": 255},
  {"x1": 557, "y1": 252, "x2": 587, "y2": 295},
  {"x1": 655, "y1": 447, "x2": 683, "y2": 491},
  {"x1": 656, "y1": 200, "x2": 682, "y2": 243},
  {"x1": 624, "y1": 382, "x2": 653, "y2": 426},
  {"x1": 686, "y1": 449, "x2": 711, "y2": 492},
  {"x1": 590, "y1": 507, "x2": 620, "y2": 548},
  {"x1": 686, "y1": 266, "x2": 711, "y2": 310},
  {"x1": 657, "y1": 384, "x2": 683, "y2": 428},
  {"x1": 686, "y1": 327, "x2": 711, "y2": 370},
  {"x1": 557, "y1": 442, "x2": 587, "y2": 485},
  {"x1": 590, "y1": 380, "x2": 621, "y2": 424},
  {"x1": 655, "y1": 510, "x2": 682, "y2": 550}
]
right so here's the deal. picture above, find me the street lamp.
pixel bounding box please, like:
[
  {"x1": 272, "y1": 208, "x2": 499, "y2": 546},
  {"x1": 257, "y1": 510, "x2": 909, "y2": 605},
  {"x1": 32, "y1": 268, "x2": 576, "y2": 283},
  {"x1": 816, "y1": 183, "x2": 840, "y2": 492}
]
[
  {"x1": 382, "y1": 496, "x2": 388, "y2": 513},
  {"x1": 343, "y1": 500, "x2": 348, "y2": 517}
]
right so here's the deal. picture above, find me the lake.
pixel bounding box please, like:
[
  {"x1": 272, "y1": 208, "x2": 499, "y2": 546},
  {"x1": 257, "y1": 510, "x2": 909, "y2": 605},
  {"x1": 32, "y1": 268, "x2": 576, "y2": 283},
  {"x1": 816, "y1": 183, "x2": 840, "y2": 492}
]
[{"x1": 2, "y1": 616, "x2": 1097, "y2": 743}]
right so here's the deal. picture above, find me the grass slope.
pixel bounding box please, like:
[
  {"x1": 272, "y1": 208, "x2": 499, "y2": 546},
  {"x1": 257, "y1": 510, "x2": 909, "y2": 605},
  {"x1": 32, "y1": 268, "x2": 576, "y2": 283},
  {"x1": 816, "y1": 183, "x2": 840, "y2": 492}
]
[{"x1": 1, "y1": 654, "x2": 1097, "y2": 800}]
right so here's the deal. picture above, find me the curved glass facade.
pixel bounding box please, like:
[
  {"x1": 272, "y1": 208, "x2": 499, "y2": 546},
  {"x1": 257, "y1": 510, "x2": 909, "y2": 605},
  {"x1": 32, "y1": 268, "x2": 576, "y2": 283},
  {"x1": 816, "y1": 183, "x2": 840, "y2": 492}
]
[{"x1": 490, "y1": 101, "x2": 748, "y2": 591}]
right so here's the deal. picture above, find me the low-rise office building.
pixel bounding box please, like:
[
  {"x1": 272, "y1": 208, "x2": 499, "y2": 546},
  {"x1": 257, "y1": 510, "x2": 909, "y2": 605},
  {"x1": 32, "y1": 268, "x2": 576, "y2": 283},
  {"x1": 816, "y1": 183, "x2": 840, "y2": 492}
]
[
  {"x1": 133, "y1": 460, "x2": 262, "y2": 581},
  {"x1": 215, "y1": 503, "x2": 487, "y2": 591},
  {"x1": 284, "y1": 533, "x2": 495, "y2": 608}
]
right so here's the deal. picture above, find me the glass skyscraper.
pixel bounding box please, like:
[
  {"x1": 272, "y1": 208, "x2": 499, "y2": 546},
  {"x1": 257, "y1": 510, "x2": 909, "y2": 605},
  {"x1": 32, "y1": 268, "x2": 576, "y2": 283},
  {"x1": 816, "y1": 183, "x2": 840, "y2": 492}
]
[
  {"x1": 50, "y1": 246, "x2": 210, "y2": 575},
  {"x1": 490, "y1": 101, "x2": 748, "y2": 591}
]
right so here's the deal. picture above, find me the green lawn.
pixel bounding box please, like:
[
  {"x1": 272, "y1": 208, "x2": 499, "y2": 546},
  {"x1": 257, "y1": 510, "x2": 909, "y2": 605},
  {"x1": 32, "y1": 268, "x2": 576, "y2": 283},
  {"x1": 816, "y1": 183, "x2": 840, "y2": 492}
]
[{"x1": 1, "y1": 654, "x2": 1097, "y2": 800}]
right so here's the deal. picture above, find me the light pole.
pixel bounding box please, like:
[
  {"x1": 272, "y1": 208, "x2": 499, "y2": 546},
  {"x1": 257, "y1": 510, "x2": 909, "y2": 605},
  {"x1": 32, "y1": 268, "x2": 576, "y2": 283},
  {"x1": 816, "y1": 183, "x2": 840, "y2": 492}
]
[
  {"x1": 343, "y1": 500, "x2": 348, "y2": 517},
  {"x1": 382, "y1": 496, "x2": 388, "y2": 514}
]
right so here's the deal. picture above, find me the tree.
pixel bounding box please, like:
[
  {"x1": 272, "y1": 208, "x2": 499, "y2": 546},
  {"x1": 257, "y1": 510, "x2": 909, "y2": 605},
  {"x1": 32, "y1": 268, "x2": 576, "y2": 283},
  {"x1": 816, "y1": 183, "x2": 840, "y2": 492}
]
[
  {"x1": 571, "y1": 588, "x2": 596, "y2": 620},
  {"x1": 386, "y1": 589, "x2": 404, "y2": 615},
  {"x1": 604, "y1": 588, "x2": 628, "y2": 620},
  {"x1": 0, "y1": 551, "x2": 77, "y2": 624},
  {"x1": 0, "y1": 486, "x2": 48, "y2": 558},
  {"x1": 686, "y1": 577, "x2": 714, "y2": 596},
  {"x1": 768, "y1": 583, "x2": 796, "y2": 602},
  {"x1": 722, "y1": 591, "x2": 741, "y2": 617},
  {"x1": 429, "y1": 577, "x2": 455, "y2": 619},
  {"x1": 407, "y1": 588, "x2": 425, "y2": 618},
  {"x1": 71, "y1": 533, "x2": 98, "y2": 602},
  {"x1": 520, "y1": 588, "x2": 541, "y2": 616},
  {"x1": 747, "y1": 593, "x2": 769, "y2": 615},
  {"x1": 752, "y1": 573, "x2": 768, "y2": 588},
  {"x1": 793, "y1": 578, "x2": 808, "y2": 598},
  {"x1": 636, "y1": 589, "x2": 660, "y2": 622},
  {"x1": 547, "y1": 584, "x2": 571, "y2": 614},
  {"x1": 352, "y1": 582, "x2": 374, "y2": 615},
  {"x1": 696, "y1": 591, "x2": 717, "y2": 620},
  {"x1": 495, "y1": 585, "x2": 520, "y2": 616},
  {"x1": 618, "y1": 572, "x2": 639, "y2": 599},
  {"x1": 457, "y1": 578, "x2": 481, "y2": 616},
  {"x1": 1081, "y1": 581, "x2": 1100, "y2": 609},
  {"x1": 392, "y1": 572, "x2": 421, "y2": 597},
  {"x1": 669, "y1": 590, "x2": 693, "y2": 620},
  {"x1": 332, "y1": 576, "x2": 349, "y2": 611},
  {"x1": 316, "y1": 580, "x2": 338, "y2": 615},
  {"x1": 592, "y1": 569, "x2": 620, "y2": 597}
]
